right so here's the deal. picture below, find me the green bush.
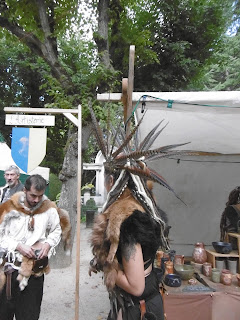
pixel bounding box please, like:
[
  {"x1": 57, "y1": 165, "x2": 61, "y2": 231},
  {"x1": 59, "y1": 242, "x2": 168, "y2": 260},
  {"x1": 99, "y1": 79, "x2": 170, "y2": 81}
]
[
  {"x1": 49, "y1": 173, "x2": 62, "y2": 201},
  {"x1": 81, "y1": 198, "x2": 97, "y2": 216}
]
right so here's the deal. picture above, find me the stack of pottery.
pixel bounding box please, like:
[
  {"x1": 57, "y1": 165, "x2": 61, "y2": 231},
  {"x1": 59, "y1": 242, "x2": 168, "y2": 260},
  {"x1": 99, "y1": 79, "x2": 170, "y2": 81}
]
[
  {"x1": 215, "y1": 257, "x2": 226, "y2": 271},
  {"x1": 227, "y1": 257, "x2": 238, "y2": 274}
]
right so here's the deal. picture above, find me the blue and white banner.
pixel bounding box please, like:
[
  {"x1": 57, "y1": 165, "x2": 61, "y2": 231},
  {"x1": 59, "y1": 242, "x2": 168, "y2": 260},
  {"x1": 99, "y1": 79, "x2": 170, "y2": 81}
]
[{"x1": 11, "y1": 127, "x2": 47, "y2": 173}]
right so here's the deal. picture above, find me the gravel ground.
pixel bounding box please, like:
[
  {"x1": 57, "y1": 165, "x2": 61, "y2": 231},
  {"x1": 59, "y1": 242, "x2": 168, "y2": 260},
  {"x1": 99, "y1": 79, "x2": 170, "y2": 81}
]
[{"x1": 39, "y1": 223, "x2": 110, "y2": 320}]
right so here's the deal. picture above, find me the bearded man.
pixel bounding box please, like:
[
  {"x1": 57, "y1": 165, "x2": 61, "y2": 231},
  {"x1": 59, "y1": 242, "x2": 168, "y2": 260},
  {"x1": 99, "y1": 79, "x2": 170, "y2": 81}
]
[{"x1": 0, "y1": 174, "x2": 62, "y2": 320}]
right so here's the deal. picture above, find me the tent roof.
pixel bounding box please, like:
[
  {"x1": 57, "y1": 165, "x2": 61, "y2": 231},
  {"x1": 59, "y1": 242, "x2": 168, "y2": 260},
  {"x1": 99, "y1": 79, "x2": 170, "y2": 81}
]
[{"x1": 97, "y1": 91, "x2": 240, "y2": 154}]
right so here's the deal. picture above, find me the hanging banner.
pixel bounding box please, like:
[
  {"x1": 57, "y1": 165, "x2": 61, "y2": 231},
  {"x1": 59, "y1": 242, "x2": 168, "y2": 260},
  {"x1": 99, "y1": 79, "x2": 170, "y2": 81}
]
[{"x1": 11, "y1": 127, "x2": 47, "y2": 173}]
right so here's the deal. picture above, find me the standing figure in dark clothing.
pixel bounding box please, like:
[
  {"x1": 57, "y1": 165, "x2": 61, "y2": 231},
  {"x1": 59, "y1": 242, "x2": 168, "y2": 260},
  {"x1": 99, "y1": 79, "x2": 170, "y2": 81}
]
[
  {"x1": 220, "y1": 186, "x2": 240, "y2": 249},
  {"x1": 87, "y1": 105, "x2": 193, "y2": 320}
]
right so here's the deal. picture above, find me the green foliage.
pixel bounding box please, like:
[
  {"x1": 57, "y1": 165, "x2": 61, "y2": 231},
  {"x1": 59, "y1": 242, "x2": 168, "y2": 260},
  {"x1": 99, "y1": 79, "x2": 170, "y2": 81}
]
[
  {"x1": 48, "y1": 173, "x2": 62, "y2": 201},
  {"x1": 0, "y1": 0, "x2": 79, "y2": 38},
  {"x1": 187, "y1": 34, "x2": 240, "y2": 91},
  {"x1": 81, "y1": 198, "x2": 98, "y2": 216},
  {"x1": 0, "y1": 37, "x2": 51, "y2": 145},
  {"x1": 107, "y1": 0, "x2": 234, "y2": 91},
  {"x1": 55, "y1": 192, "x2": 61, "y2": 205},
  {"x1": 0, "y1": 0, "x2": 238, "y2": 180},
  {"x1": 81, "y1": 183, "x2": 94, "y2": 191}
]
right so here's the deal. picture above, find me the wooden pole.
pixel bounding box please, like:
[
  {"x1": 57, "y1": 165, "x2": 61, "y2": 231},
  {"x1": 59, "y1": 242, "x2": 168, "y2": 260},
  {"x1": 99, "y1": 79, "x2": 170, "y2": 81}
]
[
  {"x1": 125, "y1": 45, "x2": 135, "y2": 137},
  {"x1": 122, "y1": 78, "x2": 128, "y2": 123},
  {"x1": 75, "y1": 104, "x2": 82, "y2": 320}
]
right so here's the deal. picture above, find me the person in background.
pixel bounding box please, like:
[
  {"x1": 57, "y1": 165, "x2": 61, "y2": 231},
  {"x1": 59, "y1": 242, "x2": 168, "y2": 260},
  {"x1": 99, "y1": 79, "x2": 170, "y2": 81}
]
[
  {"x1": 0, "y1": 165, "x2": 24, "y2": 203},
  {"x1": 220, "y1": 186, "x2": 240, "y2": 249},
  {"x1": 0, "y1": 174, "x2": 62, "y2": 320}
]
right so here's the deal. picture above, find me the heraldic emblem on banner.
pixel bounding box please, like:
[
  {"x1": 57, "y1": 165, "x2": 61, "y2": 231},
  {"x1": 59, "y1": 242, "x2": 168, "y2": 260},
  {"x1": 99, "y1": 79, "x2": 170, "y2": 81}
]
[{"x1": 11, "y1": 127, "x2": 47, "y2": 173}]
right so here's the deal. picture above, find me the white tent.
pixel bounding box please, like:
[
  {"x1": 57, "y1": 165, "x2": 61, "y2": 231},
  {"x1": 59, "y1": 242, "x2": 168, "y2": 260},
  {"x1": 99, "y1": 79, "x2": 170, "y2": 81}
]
[
  {"x1": 0, "y1": 142, "x2": 49, "y2": 182},
  {"x1": 98, "y1": 91, "x2": 240, "y2": 255}
]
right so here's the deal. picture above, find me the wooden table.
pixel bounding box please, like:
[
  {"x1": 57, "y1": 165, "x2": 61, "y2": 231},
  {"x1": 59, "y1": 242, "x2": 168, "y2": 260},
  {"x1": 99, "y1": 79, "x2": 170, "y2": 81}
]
[{"x1": 164, "y1": 274, "x2": 240, "y2": 320}]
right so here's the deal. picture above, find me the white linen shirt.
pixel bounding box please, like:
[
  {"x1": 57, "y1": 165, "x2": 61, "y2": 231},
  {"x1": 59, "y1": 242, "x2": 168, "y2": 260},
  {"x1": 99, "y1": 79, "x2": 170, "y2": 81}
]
[{"x1": 0, "y1": 206, "x2": 62, "y2": 258}]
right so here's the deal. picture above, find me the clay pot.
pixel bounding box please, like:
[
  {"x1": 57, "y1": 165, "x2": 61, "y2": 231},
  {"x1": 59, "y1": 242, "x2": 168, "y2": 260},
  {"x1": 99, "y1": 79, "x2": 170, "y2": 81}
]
[
  {"x1": 164, "y1": 261, "x2": 174, "y2": 275},
  {"x1": 202, "y1": 262, "x2": 212, "y2": 277},
  {"x1": 221, "y1": 269, "x2": 232, "y2": 285},
  {"x1": 174, "y1": 255, "x2": 185, "y2": 265},
  {"x1": 211, "y1": 268, "x2": 221, "y2": 283},
  {"x1": 192, "y1": 242, "x2": 207, "y2": 264}
]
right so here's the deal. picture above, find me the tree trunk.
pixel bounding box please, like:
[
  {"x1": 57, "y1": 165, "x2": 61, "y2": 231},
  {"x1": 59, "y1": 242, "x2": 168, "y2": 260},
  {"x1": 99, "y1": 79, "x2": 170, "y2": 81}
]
[
  {"x1": 50, "y1": 124, "x2": 92, "y2": 268},
  {"x1": 94, "y1": 0, "x2": 113, "y2": 70}
]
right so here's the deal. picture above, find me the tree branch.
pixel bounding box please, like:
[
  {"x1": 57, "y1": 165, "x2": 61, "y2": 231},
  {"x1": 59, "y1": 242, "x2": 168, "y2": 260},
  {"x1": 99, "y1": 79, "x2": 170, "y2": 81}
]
[
  {"x1": 0, "y1": 12, "x2": 70, "y2": 88},
  {"x1": 0, "y1": 16, "x2": 44, "y2": 58},
  {"x1": 36, "y1": 0, "x2": 52, "y2": 37}
]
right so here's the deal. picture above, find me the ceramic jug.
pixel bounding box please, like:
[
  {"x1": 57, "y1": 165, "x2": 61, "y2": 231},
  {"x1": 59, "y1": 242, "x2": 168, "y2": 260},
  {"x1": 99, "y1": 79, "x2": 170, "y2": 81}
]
[
  {"x1": 174, "y1": 254, "x2": 185, "y2": 265},
  {"x1": 211, "y1": 268, "x2": 221, "y2": 283},
  {"x1": 221, "y1": 269, "x2": 232, "y2": 285},
  {"x1": 202, "y1": 262, "x2": 212, "y2": 277},
  {"x1": 192, "y1": 242, "x2": 207, "y2": 264},
  {"x1": 164, "y1": 261, "x2": 174, "y2": 275}
]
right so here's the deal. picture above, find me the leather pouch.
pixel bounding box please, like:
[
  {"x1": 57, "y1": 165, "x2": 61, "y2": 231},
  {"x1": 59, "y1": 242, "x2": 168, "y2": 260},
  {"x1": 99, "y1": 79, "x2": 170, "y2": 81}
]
[{"x1": 32, "y1": 257, "x2": 48, "y2": 273}]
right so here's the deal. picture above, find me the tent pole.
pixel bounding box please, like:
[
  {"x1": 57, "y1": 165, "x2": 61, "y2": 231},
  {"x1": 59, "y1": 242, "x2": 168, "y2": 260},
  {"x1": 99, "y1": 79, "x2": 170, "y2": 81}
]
[
  {"x1": 125, "y1": 45, "x2": 135, "y2": 137},
  {"x1": 75, "y1": 104, "x2": 82, "y2": 320}
]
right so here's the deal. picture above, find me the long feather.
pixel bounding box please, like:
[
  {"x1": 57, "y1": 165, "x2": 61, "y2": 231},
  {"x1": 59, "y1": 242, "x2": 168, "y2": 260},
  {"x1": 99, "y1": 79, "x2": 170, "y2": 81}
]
[
  {"x1": 142, "y1": 122, "x2": 169, "y2": 151},
  {"x1": 112, "y1": 115, "x2": 144, "y2": 159},
  {"x1": 110, "y1": 123, "x2": 123, "y2": 156},
  {"x1": 148, "y1": 168, "x2": 186, "y2": 205},
  {"x1": 146, "y1": 150, "x2": 222, "y2": 162},
  {"x1": 114, "y1": 142, "x2": 190, "y2": 163},
  {"x1": 139, "y1": 120, "x2": 166, "y2": 151}
]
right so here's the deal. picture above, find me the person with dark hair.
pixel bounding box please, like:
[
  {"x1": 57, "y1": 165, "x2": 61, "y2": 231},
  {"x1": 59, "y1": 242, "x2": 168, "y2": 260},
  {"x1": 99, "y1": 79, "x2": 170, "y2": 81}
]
[
  {"x1": 1, "y1": 165, "x2": 24, "y2": 203},
  {"x1": 0, "y1": 174, "x2": 62, "y2": 320},
  {"x1": 87, "y1": 105, "x2": 195, "y2": 320},
  {"x1": 220, "y1": 186, "x2": 240, "y2": 249},
  {"x1": 24, "y1": 174, "x2": 47, "y2": 192}
]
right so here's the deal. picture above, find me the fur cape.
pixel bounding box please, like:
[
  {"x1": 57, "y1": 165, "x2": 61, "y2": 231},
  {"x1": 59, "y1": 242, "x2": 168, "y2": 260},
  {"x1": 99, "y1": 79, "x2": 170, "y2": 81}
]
[
  {"x1": 0, "y1": 191, "x2": 71, "y2": 292},
  {"x1": 0, "y1": 191, "x2": 71, "y2": 251},
  {"x1": 90, "y1": 187, "x2": 145, "y2": 290}
]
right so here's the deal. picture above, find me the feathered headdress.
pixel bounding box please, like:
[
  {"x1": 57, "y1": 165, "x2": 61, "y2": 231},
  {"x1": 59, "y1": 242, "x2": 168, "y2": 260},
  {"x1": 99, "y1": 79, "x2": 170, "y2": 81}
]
[{"x1": 88, "y1": 101, "x2": 218, "y2": 249}]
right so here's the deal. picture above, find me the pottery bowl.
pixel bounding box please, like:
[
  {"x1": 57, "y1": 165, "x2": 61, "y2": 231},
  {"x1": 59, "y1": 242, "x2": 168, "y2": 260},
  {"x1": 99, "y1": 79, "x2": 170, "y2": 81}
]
[
  {"x1": 212, "y1": 242, "x2": 232, "y2": 254},
  {"x1": 164, "y1": 274, "x2": 182, "y2": 287},
  {"x1": 174, "y1": 265, "x2": 195, "y2": 280}
]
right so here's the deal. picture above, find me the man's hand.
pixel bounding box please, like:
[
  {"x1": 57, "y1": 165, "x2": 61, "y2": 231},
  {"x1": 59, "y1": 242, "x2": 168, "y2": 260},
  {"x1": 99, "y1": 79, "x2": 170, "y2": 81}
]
[
  {"x1": 16, "y1": 243, "x2": 36, "y2": 259},
  {"x1": 34, "y1": 242, "x2": 50, "y2": 259}
]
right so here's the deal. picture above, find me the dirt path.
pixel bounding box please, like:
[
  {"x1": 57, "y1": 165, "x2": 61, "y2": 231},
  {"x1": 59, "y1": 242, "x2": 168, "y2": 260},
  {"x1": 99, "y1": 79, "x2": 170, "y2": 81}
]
[{"x1": 40, "y1": 223, "x2": 109, "y2": 320}]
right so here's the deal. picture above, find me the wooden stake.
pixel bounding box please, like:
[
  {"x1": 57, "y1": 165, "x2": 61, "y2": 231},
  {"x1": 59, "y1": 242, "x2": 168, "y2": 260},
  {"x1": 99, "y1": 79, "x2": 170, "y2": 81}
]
[
  {"x1": 75, "y1": 104, "x2": 82, "y2": 320},
  {"x1": 125, "y1": 45, "x2": 135, "y2": 137},
  {"x1": 122, "y1": 78, "x2": 128, "y2": 122}
]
